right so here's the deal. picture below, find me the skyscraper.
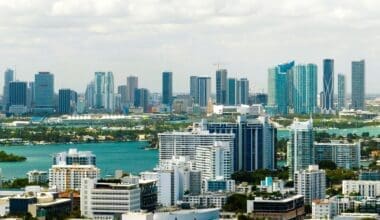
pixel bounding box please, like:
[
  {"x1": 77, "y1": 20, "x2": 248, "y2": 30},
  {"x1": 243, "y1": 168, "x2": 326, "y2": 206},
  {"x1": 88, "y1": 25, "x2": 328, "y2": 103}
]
[
  {"x1": 227, "y1": 78, "x2": 238, "y2": 105},
  {"x1": 239, "y1": 78, "x2": 249, "y2": 105},
  {"x1": 351, "y1": 60, "x2": 365, "y2": 110},
  {"x1": 337, "y1": 74, "x2": 346, "y2": 111},
  {"x1": 127, "y1": 76, "x2": 138, "y2": 105},
  {"x1": 287, "y1": 118, "x2": 314, "y2": 179},
  {"x1": 197, "y1": 76, "x2": 211, "y2": 107},
  {"x1": 190, "y1": 76, "x2": 198, "y2": 104},
  {"x1": 34, "y1": 72, "x2": 54, "y2": 113},
  {"x1": 117, "y1": 85, "x2": 127, "y2": 106},
  {"x1": 162, "y1": 71, "x2": 173, "y2": 106},
  {"x1": 27, "y1": 82, "x2": 34, "y2": 109},
  {"x1": 104, "y1": 72, "x2": 115, "y2": 112},
  {"x1": 293, "y1": 64, "x2": 317, "y2": 114},
  {"x1": 134, "y1": 88, "x2": 149, "y2": 112},
  {"x1": 85, "y1": 81, "x2": 95, "y2": 109},
  {"x1": 3, "y1": 68, "x2": 14, "y2": 110},
  {"x1": 294, "y1": 165, "x2": 326, "y2": 205},
  {"x1": 9, "y1": 81, "x2": 27, "y2": 107},
  {"x1": 58, "y1": 89, "x2": 73, "y2": 114},
  {"x1": 216, "y1": 69, "x2": 227, "y2": 105},
  {"x1": 94, "y1": 72, "x2": 105, "y2": 109},
  {"x1": 323, "y1": 59, "x2": 334, "y2": 111}
]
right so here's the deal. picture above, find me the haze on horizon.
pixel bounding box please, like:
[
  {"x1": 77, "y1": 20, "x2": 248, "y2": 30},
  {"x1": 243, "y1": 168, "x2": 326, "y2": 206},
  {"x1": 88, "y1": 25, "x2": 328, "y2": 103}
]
[{"x1": 0, "y1": 0, "x2": 378, "y2": 94}]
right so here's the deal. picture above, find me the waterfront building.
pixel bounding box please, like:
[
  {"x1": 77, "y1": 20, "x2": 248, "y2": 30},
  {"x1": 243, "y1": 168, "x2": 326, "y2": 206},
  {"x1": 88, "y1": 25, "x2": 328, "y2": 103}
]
[
  {"x1": 104, "y1": 71, "x2": 115, "y2": 112},
  {"x1": 197, "y1": 76, "x2": 211, "y2": 107},
  {"x1": 3, "y1": 68, "x2": 14, "y2": 110},
  {"x1": 183, "y1": 193, "x2": 228, "y2": 208},
  {"x1": 162, "y1": 71, "x2": 173, "y2": 106},
  {"x1": 216, "y1": 69, "x2": 228, "y2": 105},
  {"x1": 189, "y1": 76, "x2": 198, "y2": 104},
  {"x1": 134, "y1": 88, "x2": 150, "y2": 112},
  {"x1": 227, "y1": 78, "x2": 239, "y2": 105},
  {"x1": 247, "y1": 195, "x2": 305, "y2": 219},
  {"x1": 342, "y1": 180, "x2": 380, "y2": 197},
  {"x1": 322, "y1": 59, "x2": 334, "y2": 112},
  {"x1": 127, "y1": 76, "x2": 138, "y2": 105},
  {"x1": 337, "y1": 74, "x2": 346, "y2": 111},
  {"x1": 122, "y1": 208, "x2": 220, "y2": 220},
  {"x1": 34, "y1": 72, "x2": 54, "y2": 113},
  {"x1": 351, "y1": 60, "x2": 365, "y2": 110},
  {"x1": 293, "y1": 64, "x2": 318, "y2": 114},
  {"x1": 26, "y1": 170, "x2": 48, "y2": 184},
  {"x1": 27, "y1": 82, "x2": 34, "y2": 109},
  {"x1": 58, "y1": 89, "x2": 75, "y2": 114},
  {"x1": 314, "y1": 141, "x2": 360, "y2": 169},
  {"x1": 195, "y1": 141, "x2": 232, "y2": 181},
  {"x1": 117, "y1": 85, "x2": 128, "y2": 107},
  {"x1": 287, "y1": 118, "x2": 314, "y2": 179},
  {"x1": 206, "y1": 116, "x2": 276, "y2": 171},
  {"x1": 8, "y1": 81, "x2": 27, "y2": 114},
  {"x1": 294, "y1": 165, "x2": 326, "y2": 205},
  {"x1": 239, "y1": 78, "x2": 249, "y2": 105},
  {"x1": 80, "y1": 178, "x2": 140, "y2": 219},
  {"x1": 158, "y1": 127, "x2": 234, "y2": 164},
  {"x1": 85, "y1": 81, "x2": 95, "y2": 109},
  {"x1": 53, "y1": 148, "x2": 96, "y2": 166}
]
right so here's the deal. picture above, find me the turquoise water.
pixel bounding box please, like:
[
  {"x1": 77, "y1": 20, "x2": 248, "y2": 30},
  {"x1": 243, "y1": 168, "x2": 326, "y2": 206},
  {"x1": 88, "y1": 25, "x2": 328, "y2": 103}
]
[
  {"x1": 277, "y1": 126, "x2": 380, "y2": 139},
  {"x1": 0, "y1": 142, "x2": 158, "y2": 179}
]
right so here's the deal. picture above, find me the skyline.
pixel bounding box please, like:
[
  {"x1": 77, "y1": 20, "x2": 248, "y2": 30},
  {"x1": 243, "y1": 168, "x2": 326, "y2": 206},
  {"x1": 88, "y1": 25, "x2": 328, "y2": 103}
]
[{"x1": 0, "y1": 1, "x2": 377, "y2": 94}]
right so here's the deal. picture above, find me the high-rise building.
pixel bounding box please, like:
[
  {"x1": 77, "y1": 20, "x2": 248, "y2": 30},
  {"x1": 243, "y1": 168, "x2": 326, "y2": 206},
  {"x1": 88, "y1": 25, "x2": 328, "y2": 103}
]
[
  {"x1": 195, "y1": 142, "x2": 232, "y2": 181},
  {"x1": 197, "y1": 76, "x2": 211, "y2": 107},
  {"x1": 293, "y1": 64, "x2": 317, "y2": 114},
  {"x1": 206, "y1": 116, "x2": 276, "y2": 171},
  {"x1": 287, "y1": 118, "x2": 314, "y2": 179},
  {"x1": 216, "y1": 69, "x2": 227, "y2": 105},
  {"x1": 127, "y1": 76, "x2": 138, "y2": 105},
  {"x1": 314, "y1": 141, "x2": 360, "y2": 169},
  {"x1": 34, "y1": 72, "x2": 54, "y2": 113},
  {"x1": 190, "y1": 76, "x2": 199, "y2": 104},
  {"x1": 104, "y1": 72, "x2": 115, "y2": 112},
  {"x1": 9, "y1": 81, "x2": 27, "y2": 107},
  {"x1": 27, "y1": 82, "x2": 34, "y2": 109},
  {"x1": 250, "y1": 93, "x2": 268, "y2": 106},
  {"x1": 239, "y1": 78, "x2": 249, "y2": 105},
  {"x1": 3, "y1": 68, "x2": 14, "y2": 110},
  {"x1": 134, "y1": 88, "x2": 149, "y2": 112},
  {"x1": 323, "y1": 59, "x2": 334, "y2": 111},
  {"x1": 162, "y1": 71, "x2": 173, "y2": 106},
  {"x1": 351, "y1": 60, "x2": 365, "y2": 110},
  {"x1": 267, "y1": 61, "x2": 294, "y2": 115},
  {"x1": 295, "y1": 165, "x2": 326, "y2": 205},
  {"x1": 58, "y1": 89, "x2": 74, "y2": 114},
  {"x1": 117, "y1": 85, "x2": 127, "y2": 106},
  {"x1": 337, "y1": 74, "x2": 346, "y2": 111},
  {"x1": 53, "y1": 149, "x2": 96, "y2": 166},
  {"x1": 80, "y1": 178, "x2": 141, "y2": 219},
  {"x1": 85, "y1": 81, "x2": 95, "y2": 109},
  {"x1": 227, "y1": 78, "x2": 237, "y2": 105},
  {"x1": 94, "y1": 72, "x2": 105, "y2": 109}
]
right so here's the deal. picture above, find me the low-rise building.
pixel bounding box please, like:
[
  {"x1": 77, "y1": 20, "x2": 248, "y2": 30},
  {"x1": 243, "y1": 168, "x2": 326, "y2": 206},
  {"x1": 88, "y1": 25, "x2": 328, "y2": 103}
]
[
  {"x1": 246, "y1": 195, "x2": 305, "y2": 220},
  {"x1": 183, "y1": 193, "x2": 228, "y2": 208},
  {"x1": 342, "y1": 180, "x2": 380, "y2": 197},
  {"x1": 27, "y1": 170, "x2": 48, "y2": 184},
  {"x1": 122, "y1": 208, "x2": 220, "y2": 220}
]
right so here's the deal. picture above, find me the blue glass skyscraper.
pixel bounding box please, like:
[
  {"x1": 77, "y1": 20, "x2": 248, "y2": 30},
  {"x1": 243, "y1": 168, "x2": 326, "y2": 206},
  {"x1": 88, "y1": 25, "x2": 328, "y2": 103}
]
[
  {"x1": 197, "y1": 77, "x2": 211, "y2": 107},
  {"x1": 59, "y1": 89, "x2": 73, "y2": 114},
  {"x1": 9, "y1": 81, "x2": 27, "y2": 106},
  {"x1": 351, "y1": 60, "x2": 365, "y2": 110},
  {"x1": 3, "y1": 68, "x2": 14, "y2": 110},
  {"x1": 323, "y1": 59, "x2": 334, "y2": 111},
  {"x1": 34, "y1": 72, "x2": 54, "y2": 113},
  {"x1": 293, "y1": 64, "x2": 317, "y2": 114},
  {"x1": 216, "y1": 69, "x2": 227, "y2": 105},
  {"x1": 162, "y1": 71, "x2": 173, "y2": 106},
  {"x1": 239, "y1": 78, "x2": 249, "y2": 105}
]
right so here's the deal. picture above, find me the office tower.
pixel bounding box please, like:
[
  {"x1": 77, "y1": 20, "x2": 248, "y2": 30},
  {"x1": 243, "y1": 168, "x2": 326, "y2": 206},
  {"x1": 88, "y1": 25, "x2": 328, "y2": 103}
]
[
  {"x1": 207, "y1": 116, "x2": 276, "y2": 171},
  {"x1": 267, "y1": 61, "x2": 294, "y2": 115},
  {"x1": 85, "y1": 81, "x2": 95, "y2": 109},
  {"x1": 94, "y1": 72, "x2": 105, "y2": 108},
  {"x1": 3, "y1": 68, "x2": 14, "y2": 110},
  {"x1": 323, "y1": 59, "x2": 334, "y2": 111},
  {"x1": 158, "y1": 127, "x2": 234, "y2": 164},
  {"x1": 127, "y1": 76, "x2": 138, "y2": 105},
  {"x1": 162, "y1": 71, "x2": 173, "y2": 106},
  {"x1": 197, "y1": 76, "x2": 211, "y2": 107},
  {"x1": 134, "y1": 88, "x2": 149, "y2": 112},
  {"x1": 195, "y1": 142, "x2": 232, "y2": 181},
  {"x1": 239, "y1": 78, "x2": 249, "y2": 104},
  {"x1": 227, "y1": 78, "x2": 238, "y2": 105},
  {"x1": 190, "y1": 76, "x2": 199, "y2": 104},
  {"x1": 58, "y1": 89, "x2": 73, "y2": 114},
  {"x1": 293, "y1": 64, "x2": 318, "y2": 114},
  {"x1": 287, "y1": 118, "x2": 314, "y2": 179},
  {"x1": 9, "y1": 81, "x2": 27, "y2": 107},
  {"x1": 216, "y1": 69, "x2": 227, "y2": 105},
  {"x1": 250, "y1": 93, "x2": 268, "y2": 106},
  {"x1": 53, "y1": 148, "x2": 96, "y2": 165},
  {"x1": 314, "y1": 141, "x2": 360, "y2": 169},
  {"x1": 294, "y1": 165, "x2": 326, "y2": 205},
  {"x1": 337, "y1": 74, "x2": 346, "y2": 111},
  {"x1": 117, "y1": 85, "x2": 127, "y2": 106},
  {"x1": 81, "y1": 178, "x2": 141, "y2": 219},
  {"x1": 104, "y1": 72, "x2": 115, "y2": 112},
  {"x1": 27, "y1": 82, "x2": 34, "y2": 109},
  {"x1": 351, "y1": 60, "x2": 365, "y2": 110},
  {"x1": 34, "y1": 72, "x2": 54, "y2": 113}
]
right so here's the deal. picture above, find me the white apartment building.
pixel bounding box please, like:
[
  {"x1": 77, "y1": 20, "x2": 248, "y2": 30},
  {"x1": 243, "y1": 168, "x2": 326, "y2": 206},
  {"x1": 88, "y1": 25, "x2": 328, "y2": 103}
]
[
  {"x1": 342, "y1": 180, "x2": 380, "y2": 197},
  {"x1": 195, "y1": 141, "x2": 232, "y2": 181},
  {"x1": 314, "y1": 141, "x2": 361, "y2": 169},
  {"x1": 158, "y1": 128, "x2": 234, "y2": 166},
  {"x1": 312, "y1": 196, "x2": 351, "y2": 219},
  {"x1": 183, "y1": 193, "x2": 228, "y2": 208},
  {"x1": 27, "y1": 170, "x2": 48, "y2": 184},
  {"x1": 80, "y1": 178, "x2": 140, "y2": 219},
  {"x1": 294, "y1": 165, "x2": 326, "y2": 205},
  {"x1": 49, "y1": 165, "x2": 100, "y2": 192}
]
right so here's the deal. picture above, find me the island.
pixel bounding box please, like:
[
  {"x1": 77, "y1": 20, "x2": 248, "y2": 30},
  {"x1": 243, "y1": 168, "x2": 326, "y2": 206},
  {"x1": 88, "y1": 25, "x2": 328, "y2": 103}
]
[{"x1": 0, "y1": 151, "x2": 26, "y2": 162}]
